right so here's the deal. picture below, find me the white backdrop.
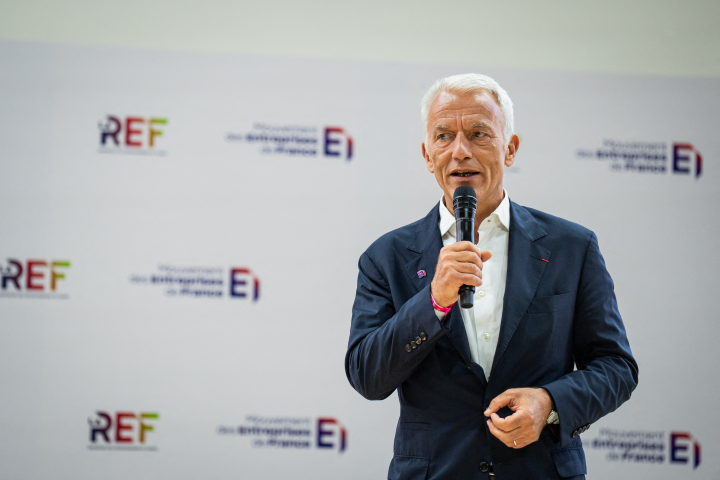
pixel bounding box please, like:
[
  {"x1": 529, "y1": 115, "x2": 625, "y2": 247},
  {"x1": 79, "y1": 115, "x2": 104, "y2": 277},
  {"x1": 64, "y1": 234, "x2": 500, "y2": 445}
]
[{"x1": 0, "y1": 40, "x2": 718, "y2": 479}]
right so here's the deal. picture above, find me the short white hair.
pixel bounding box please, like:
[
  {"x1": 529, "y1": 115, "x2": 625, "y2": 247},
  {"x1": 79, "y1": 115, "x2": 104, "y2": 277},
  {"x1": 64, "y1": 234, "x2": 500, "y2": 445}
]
[{"x1": 421, "y1": 73, "x2": 514, "y2": 145}]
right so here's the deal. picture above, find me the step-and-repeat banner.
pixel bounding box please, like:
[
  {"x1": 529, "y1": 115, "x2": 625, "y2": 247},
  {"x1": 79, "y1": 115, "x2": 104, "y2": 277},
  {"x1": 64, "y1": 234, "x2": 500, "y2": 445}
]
[{"x1": 1, "y1": 41, "x2": 718, "y2": 479}]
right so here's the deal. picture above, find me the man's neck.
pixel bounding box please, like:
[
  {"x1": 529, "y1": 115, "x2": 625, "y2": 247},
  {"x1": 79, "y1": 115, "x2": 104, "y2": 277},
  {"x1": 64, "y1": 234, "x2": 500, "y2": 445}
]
[{"x1": 444, "y1": 188, "x2": 505, "y2": 227}]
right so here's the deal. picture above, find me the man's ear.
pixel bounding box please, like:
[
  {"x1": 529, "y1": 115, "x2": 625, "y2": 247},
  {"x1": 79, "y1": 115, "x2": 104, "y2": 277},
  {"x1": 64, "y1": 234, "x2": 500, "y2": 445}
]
[
  {"x1": 504, "y1": 134, "x2": 520, "y2": 167},
  {"x1": 423, "y1": 142, "x2": 434, "y2": 173}
]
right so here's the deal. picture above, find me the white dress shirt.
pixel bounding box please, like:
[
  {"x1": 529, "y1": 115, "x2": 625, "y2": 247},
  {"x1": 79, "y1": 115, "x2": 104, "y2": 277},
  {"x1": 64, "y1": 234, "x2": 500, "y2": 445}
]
[{"x1": 434, "y1": 191, "x2": 511, "y2": 380}]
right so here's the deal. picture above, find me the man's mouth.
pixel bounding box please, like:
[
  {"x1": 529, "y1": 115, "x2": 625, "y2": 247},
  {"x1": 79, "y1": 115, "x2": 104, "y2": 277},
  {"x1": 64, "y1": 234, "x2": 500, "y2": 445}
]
[{"x1": 451, "y1": 171, "x2": 479, "y2": 178}]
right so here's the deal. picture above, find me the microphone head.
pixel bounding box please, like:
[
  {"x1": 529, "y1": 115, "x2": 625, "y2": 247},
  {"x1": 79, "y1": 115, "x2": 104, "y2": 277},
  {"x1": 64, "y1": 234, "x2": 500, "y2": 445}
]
[
  {"x1": 453, "y1": 186, "x2": 477, "y2": 217},
  {"x1": 453, "y1": 186, "x2": 476, "y2": 202}
]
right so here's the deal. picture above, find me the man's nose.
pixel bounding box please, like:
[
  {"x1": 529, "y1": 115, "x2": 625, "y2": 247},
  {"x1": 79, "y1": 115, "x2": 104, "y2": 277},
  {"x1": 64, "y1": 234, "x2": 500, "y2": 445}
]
[{"x1": 451, "y1": 132, "x2": 472, "y2": 161}]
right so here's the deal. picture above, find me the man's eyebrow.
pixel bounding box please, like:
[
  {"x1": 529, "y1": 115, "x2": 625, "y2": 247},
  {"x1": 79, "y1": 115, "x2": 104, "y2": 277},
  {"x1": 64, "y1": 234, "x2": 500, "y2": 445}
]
[
  {"x1": 433, "y1": 124, "x2": 450, "y2": 131},
  {"x1": 471, "y1": 122, "x2": 492, "y2": 129}
]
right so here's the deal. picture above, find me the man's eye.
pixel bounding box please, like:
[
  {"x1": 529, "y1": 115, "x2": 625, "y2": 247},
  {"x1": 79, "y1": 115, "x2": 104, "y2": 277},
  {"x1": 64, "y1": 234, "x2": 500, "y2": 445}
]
[
  {"x1": 473, "y1": 132, "x2": 486, "y2": 138},
  {"x1": 438, "y1": 133, "x2": 450, "y2": 140}
]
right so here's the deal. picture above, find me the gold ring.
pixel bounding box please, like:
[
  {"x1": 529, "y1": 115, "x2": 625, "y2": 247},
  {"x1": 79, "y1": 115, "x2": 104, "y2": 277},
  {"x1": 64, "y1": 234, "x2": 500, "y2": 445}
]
[{"x1": 514, "y1": 439, "x2": 517, "y2": 447}]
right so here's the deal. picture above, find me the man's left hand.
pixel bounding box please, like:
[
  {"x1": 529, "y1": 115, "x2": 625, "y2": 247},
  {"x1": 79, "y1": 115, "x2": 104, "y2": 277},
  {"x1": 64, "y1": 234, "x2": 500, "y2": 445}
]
[{"x1": 484, "y1": 388, "x2": 553, "y2": 449}]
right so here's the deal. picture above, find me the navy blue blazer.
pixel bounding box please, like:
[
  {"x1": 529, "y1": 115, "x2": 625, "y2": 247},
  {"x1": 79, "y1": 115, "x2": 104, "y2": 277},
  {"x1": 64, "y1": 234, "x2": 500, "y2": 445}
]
[{"x1": 346, "y1": 201, "x2": 638, "y2": 480}]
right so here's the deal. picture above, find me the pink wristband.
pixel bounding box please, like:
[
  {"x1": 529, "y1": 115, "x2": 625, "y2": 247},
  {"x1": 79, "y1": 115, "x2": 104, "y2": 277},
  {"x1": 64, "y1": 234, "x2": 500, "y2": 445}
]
[{"x1": 431, "y1": 293, "x2": 454, "y2": 315}]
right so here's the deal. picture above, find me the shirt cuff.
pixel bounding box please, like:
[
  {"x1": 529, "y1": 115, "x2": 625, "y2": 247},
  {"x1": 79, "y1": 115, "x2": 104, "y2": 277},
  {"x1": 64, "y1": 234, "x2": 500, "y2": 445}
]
[{"x1": 431, "y1": 293, "x2": 454, "y2": 322}]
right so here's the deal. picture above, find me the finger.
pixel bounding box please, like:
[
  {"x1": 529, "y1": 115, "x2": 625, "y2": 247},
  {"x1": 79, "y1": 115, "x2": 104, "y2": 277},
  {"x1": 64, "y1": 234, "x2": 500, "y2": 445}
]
[
  {"x1": 448, "y1": 241, "x2": 478, "y2": 252},
  {"x1": 438, "y1": 251, "x2": 480, "y2": 273},
  {"x1": 486, "y1": 419, "x2": 522, "y2": 449},
  {"x1": 465, "y1": 243, "x2": 491, "y2": 261},
  {"x1": 445, "y1": 253, "x2": 483, "y2": 270},
  {"x1": 453, "y1": 247, "x2": 492, "y2": 270},
  {"x1": 511, "y1": 435, "x2": 528, "y2": 449},
  {"x1": 456, "y1": 273, "x2": 482, "y2": 287},
  {"x1": 486, "y1": 419, "x2": 513, "y2": 447},
  {"x1": 449, "y1": 243, "x2": 493, "y2": 261},
  {"x1": 491, "y1": 411, "x2": 526, "y2": 432},
  {"x1": 445, "y1": 250, "x2": 484, "y2": 268},
  {"x1": 485, "y1": 391, "x2": 514, "y2": 416},
  {"x1": 488, "y1": 419, "x2": 534, "y2": 449},
  {"x1": 509, "y1": 426, "x2": 540, "y2": 449},
  {"x1": 451, "y1": 243, "x2": 489, "y2": 262},
  {"x1": 436, "y1": 256, "x2": 481, "y2": 278},
  {"x1": 450, "y1": 261, "x2": 483, "y2": 276}
]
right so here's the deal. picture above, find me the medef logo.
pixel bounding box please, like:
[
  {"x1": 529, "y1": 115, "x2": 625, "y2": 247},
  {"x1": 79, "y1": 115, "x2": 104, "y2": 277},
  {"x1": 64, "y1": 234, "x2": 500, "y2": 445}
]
[
  {"x1": 672, "y1": 144, "x2": 702, "y2": 178},
  {"x1": 670, "y1": 432, "x2": 701, "y2": 469},
  {"x1": 218, "y1": 415, "x2": 347, "y2": 453},
  {"x1": 317, "y1": 418, "x2": 347, "y2": 452},
  {"x1": 98, "y1": 115, "x2": 168, "y2": 156},
  {"x1": 230, "y1": 268, "x2": 260, "y2": 301},
  {"x1": 324, "y1": 127, "x2": 353, "y2": 160},
  {"x1": 0, "y1": 258, "x2": 70, "y2": 299},
  {"x1": 130, "y1": 264, "x2": 260, "y2": 301},
  {"x1": 588, "y1": 428, "x2": 701, "y2": 469},
  {"x1": 577, "y1": 140, "x2": 703, "y2": 178},
  {"x1": 226, "y1": 123, "x2": 353, "y2": 160},
  {"x1": 88, "y1": 411, "x2": 159, "y2": 452}
]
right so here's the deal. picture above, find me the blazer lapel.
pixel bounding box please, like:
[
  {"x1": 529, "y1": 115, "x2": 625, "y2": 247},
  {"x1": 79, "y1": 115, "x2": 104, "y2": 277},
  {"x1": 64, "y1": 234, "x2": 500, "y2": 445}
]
[
  {"x1": 491, "y1": 202, "x2": 550, "y2": 372},
  {"x1": 403, "y1": 203, "x2": 474, "y2": 367},
  {"x1": 403, "y1": 203, "x2": 442, "y2": 293}
]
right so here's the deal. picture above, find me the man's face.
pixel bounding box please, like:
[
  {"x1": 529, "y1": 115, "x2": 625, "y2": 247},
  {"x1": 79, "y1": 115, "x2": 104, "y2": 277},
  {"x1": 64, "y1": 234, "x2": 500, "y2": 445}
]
[{"x1": 422, "y1": 90, "x2": 518, "y2": 214}]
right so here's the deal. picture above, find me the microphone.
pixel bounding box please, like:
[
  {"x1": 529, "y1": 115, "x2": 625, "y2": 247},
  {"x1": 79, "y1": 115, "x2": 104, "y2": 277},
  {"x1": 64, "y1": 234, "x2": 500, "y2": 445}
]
[{"x1": 453, "y1": 186, "x2": 477, "y2": 309}]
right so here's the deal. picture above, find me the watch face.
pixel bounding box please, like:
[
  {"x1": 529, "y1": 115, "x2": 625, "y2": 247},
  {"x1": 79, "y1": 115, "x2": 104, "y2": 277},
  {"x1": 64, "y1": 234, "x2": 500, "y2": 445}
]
[{"x1": 547, "y1": 410, "x2": 559, "y2": 424}]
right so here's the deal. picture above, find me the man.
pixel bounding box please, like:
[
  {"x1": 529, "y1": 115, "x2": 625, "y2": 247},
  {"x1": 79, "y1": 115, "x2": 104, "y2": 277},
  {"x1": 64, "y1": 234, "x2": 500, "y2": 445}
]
[{"x1": 345, "y1": 73, "x2": 638, "y2": 479}]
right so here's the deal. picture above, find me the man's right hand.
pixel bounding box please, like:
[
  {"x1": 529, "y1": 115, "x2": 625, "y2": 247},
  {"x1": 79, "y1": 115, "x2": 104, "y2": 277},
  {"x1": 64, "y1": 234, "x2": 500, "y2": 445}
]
[{"x1": 430, "y1": 242, "x2": 492, "y2": 308}]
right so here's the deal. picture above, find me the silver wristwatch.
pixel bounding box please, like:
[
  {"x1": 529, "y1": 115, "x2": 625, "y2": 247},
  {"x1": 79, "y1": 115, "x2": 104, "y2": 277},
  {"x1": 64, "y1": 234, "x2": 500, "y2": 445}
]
[{"x1": 547, "y1": 410, "x2": 559, "y2": 425}]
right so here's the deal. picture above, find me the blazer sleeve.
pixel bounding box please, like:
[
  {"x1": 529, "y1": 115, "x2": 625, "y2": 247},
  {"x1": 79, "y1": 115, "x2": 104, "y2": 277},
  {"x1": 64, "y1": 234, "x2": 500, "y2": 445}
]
[
  {"x1": 542, "y1": 232, "x2": 639, "y2": 446},
  {"x1": 345, "y1": 252, "x2": 446, "y2": 400}
]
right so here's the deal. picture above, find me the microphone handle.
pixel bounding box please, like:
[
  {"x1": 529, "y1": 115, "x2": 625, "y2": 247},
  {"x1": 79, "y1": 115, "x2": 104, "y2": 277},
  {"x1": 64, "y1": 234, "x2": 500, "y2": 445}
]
[
  {"x1": 456, "y1": 216, "x2": 475, "y2": 308},
  {"x1": 459, "y1": 287, "x2": 475, "y2": 309}
]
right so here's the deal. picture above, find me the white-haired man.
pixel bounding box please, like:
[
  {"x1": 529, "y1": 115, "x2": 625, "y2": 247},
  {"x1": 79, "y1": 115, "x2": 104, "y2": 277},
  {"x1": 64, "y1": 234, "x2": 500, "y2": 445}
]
[{"x1": 345, "y1": 74, "x2": 637, "y2": 479}]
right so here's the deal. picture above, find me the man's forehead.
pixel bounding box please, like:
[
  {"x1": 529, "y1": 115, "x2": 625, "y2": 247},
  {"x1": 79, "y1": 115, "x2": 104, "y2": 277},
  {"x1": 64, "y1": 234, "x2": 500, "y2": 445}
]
[
  {"x1": 431, "y1": 112, "x2": 487, "y2": 122},
  {"x1": 427, "y1": 91, "x2": 502, "y2": 125},
  {"x1": 430, "y1": 115, "x2": 492, "y2": 130},
  {"x1": 430, "y1": 113, "x2": 495, "y2": 129}
]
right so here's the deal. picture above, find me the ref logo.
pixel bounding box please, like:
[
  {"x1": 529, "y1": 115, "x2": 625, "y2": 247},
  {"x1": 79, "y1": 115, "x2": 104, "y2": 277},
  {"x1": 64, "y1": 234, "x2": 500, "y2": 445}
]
[
  {"x1": 99, "y1": 115, "x2": 168, "y2": 152},
  {"x1": 229, "y1": 268, "x2": 260, "y2": 301},
  {"x1": 670, "y1": 432, "x2": 701, "y2": 469},
  {"x1": 317, "y1": 418, "x2": 347, "y2": 453},
  {"x1": 89, "y1": 411, "x2": 159, "y2": 444},
  {"x1": 672, "y1": 143, "x2": 702, "y2": 178},
  {"x1": 324, "y1": 127, "x2": 353, "y2": 160},
  {"x1": 1, "y1": 259, "x2": 70, "y2": 292}
]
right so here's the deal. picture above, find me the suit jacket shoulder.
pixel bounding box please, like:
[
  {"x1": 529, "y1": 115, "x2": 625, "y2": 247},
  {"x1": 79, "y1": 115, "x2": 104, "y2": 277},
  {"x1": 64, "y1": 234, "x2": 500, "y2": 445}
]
[
  {"x1": 519, "y1": 204, "x2": 593, "y2": 242},
  {"x1": 362, "y1": 204, "x2": 440, "y2": 266}
]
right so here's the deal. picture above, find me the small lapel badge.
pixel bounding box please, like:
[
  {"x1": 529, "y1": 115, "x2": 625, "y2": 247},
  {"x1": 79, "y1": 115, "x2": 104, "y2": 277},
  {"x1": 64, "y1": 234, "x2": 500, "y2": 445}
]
[{"x1": 417, "y1": 270, "x2": 426, "y2": 278}]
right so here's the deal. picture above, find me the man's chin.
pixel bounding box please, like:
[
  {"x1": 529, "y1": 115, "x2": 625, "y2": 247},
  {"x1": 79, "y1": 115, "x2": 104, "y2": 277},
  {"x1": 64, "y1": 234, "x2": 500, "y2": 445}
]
[{"x1": 447, "y1": 180, "x2": 484, "y2": 198}]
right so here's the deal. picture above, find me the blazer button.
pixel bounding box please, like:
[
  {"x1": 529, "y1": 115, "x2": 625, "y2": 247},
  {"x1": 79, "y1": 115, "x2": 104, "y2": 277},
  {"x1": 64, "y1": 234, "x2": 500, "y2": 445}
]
[
  {"x1": 415, "y1": 336, "x2": 422, "y2": 344},
  {"x1": 410, "y1": 341, "x2": 417, "y2": 349},
  {"x1": 479, "y1": 462, "x2": 489, "y2": 473},
  {"x1": 572, "y1": 431, "x2": 578, "y2": 438},
  {"x1": 405, "y1": 344, "x2": 412, "y2": 353},
  {"x1": 419, "y1": 332, "x2": 427, "y2": 341}
]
